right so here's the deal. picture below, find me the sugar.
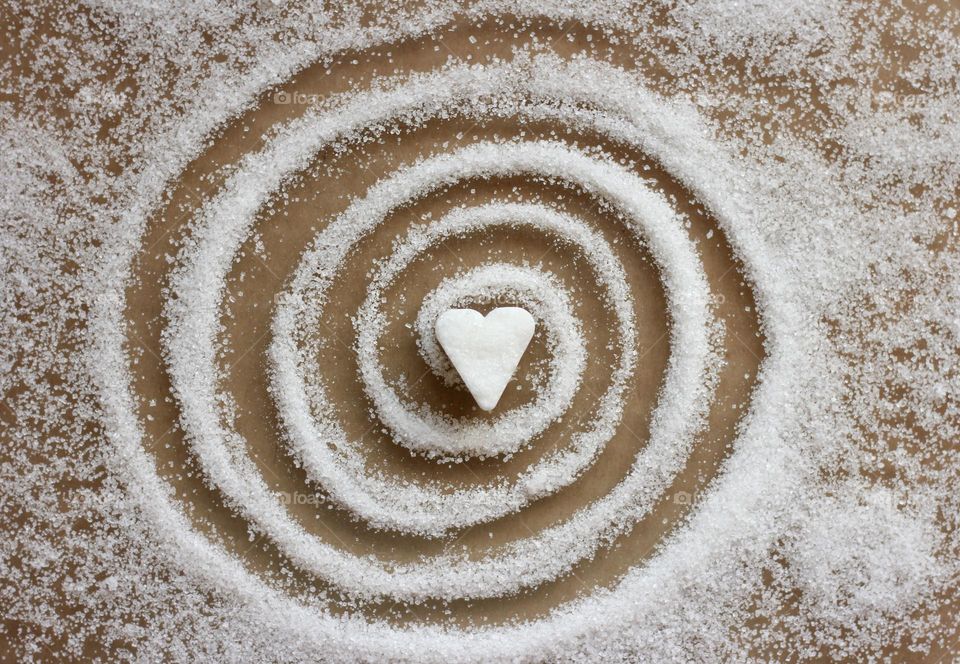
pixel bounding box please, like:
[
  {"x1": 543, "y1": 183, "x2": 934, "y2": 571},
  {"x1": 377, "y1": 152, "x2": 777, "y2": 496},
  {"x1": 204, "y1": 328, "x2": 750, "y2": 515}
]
[
  {"x1": 4, "y1": 3, "x2": 958, "y2": 662},
  {"x1": 434, "y1": 307, "x2": 536, "y2": 412}
]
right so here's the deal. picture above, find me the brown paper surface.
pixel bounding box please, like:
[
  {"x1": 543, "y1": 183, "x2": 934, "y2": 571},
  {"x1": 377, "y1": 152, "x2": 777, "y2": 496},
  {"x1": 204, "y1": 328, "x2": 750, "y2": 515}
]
[{"x1": 5, "y1": 8, "x2": 956, "y2": 661}]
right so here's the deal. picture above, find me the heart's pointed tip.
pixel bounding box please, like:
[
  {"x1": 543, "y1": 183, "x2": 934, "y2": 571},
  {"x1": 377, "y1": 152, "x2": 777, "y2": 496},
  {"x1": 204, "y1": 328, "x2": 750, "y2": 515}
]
[{"x1": 476, "y1": 384, "x2": 510, "y2": 411}]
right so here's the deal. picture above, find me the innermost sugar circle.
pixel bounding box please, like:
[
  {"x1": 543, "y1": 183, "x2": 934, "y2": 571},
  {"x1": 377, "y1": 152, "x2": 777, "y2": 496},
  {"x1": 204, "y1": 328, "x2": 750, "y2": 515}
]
[{"x1": 435, "y1": 307, "x2": 536, "y2": 411}]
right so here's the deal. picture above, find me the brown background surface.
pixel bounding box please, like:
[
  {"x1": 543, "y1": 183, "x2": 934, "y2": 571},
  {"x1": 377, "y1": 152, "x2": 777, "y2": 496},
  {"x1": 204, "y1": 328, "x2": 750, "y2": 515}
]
[{"x1": 2, "y1": 4, "x2": 957, "y2": 661}]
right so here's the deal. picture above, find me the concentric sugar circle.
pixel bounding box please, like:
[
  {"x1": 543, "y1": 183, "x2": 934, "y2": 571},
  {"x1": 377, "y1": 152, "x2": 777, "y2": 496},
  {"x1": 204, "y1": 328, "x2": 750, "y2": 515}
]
[
  {"x1": 94, "y1": 51, "x2": 797, "y2": 654},
  {"x1": 353, "y1": 207, "x2": 594, "y2": 462}
]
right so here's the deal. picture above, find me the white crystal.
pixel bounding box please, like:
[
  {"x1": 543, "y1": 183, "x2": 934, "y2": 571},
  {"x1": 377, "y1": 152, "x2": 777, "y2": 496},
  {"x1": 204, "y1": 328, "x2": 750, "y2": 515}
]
[{"x1": 435, "y1": 307, "x2": 536, "y2": 411}]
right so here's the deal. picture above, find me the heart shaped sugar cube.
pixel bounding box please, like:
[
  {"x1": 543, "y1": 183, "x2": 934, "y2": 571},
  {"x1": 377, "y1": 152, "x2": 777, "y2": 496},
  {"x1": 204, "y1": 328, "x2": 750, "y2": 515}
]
[{"x1": 434, "y1": 307, "x2": 535, "y2": 411}]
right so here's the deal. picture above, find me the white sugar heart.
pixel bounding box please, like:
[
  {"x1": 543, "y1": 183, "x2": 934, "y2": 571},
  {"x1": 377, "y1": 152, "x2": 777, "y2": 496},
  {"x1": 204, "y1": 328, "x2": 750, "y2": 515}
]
[{"x1": 435, "y1": 307, "x2": 536, "y2": 411}]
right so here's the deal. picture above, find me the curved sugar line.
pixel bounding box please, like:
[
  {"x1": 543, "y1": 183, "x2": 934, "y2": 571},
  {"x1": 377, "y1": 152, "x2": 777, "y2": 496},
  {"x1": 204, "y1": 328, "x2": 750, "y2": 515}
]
[
  {"x1": 275, "y1": 204, "x2": 626, "y2": 535},
  {"x1": 353, "y1": 210, "x2": 590, "y2": 461},
  {"x1": 363, "y1": 261, "x2": 585, "y2": 460},
  {"x1": 285, "y1": 260, "x2": 589, "y2": 533},
  {"x1": 314, "y1": 202, "x2": 623, "y2": 464}
]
